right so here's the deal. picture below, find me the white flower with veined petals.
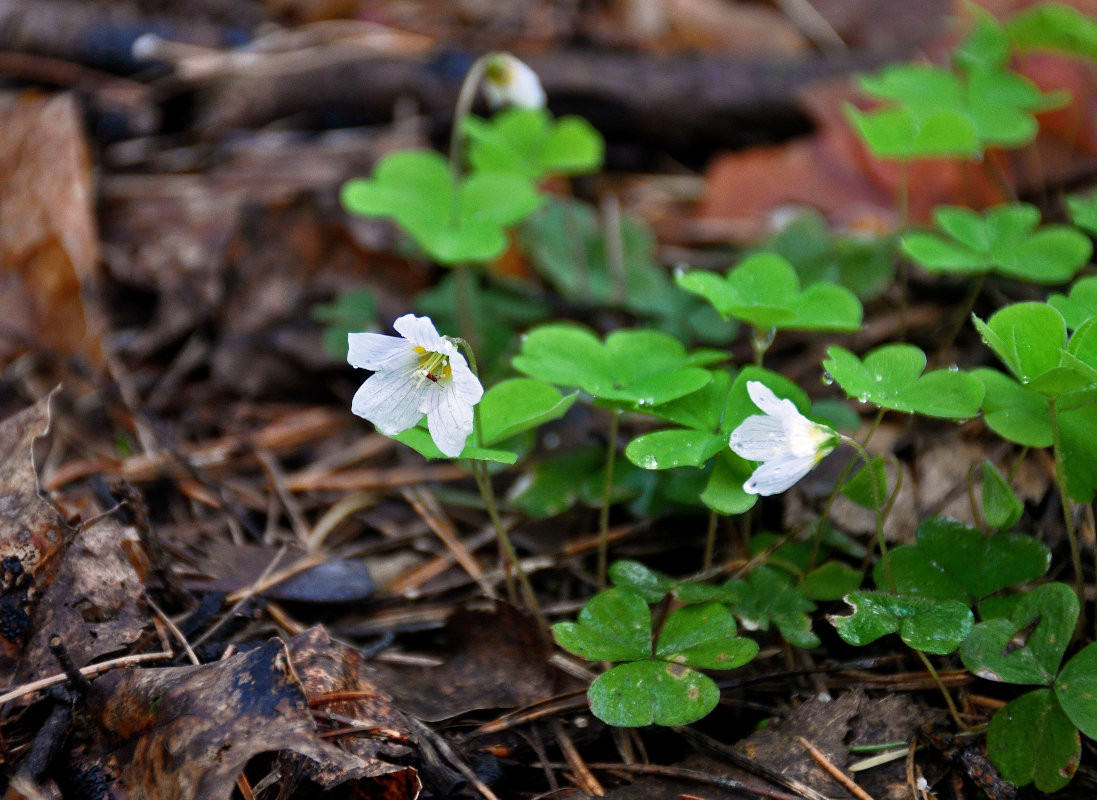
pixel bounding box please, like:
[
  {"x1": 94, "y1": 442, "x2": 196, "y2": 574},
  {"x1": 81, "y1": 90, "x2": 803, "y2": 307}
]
[
  {"x1": 729, "y1": 381, "x2": 839, "y2": 496},
  {"x1": 348, "y1": 314, "x2": 483, "y2": 458},
  {"x1": 483, "y1": 53, "x2": 546, "y2": 110}
]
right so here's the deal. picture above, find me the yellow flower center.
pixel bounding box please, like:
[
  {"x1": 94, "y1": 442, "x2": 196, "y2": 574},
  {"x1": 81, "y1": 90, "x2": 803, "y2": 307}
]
[{"x1": 414, "y1": 346, "x2": 452, "y2": 385}]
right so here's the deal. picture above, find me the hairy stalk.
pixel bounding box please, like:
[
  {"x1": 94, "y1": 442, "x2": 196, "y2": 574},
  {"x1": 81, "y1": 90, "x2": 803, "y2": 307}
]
[
  {"x1": 916, "y1": 650, "x2": 979, "y2": 734},
  {"x1": 1049, "y1": 400, "x2": 1086, "y2": 637},
  {"x1": 841, "y1": 434, "x2": 891, "y2": 591},
  {"x1": 598, "y1": 409, "x2": 620, "y2": 588}
]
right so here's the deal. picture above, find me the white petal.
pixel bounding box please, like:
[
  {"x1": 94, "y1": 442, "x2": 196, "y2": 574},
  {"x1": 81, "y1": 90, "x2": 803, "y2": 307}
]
[
  {"x1": 484, "y1": 54, "x2": 545, "y2": 109},
  {"x1": 743, "y1": 453, "x2": 818, "y2": 496},
  {"x1": 746, "y1": 380, "x2": 799, "y2": 421},
  {"x1": 426, "y1": 383, "x2": 475, "y2": 457},
  {"x1": 729, "y1": 415, "x2": 792, "y2": 461},
  {"x1": 448, "y1": 353, "x2": 484, "y2": 405},
  {"x1": 351, "y1": 368, "x2": 428, "y2": 435},
  {"x1": 347, "y1": 332, "x2": 417, "y2": 371},
  {"x1": 393, "y1": 314, "x2": 448, "y2": 353}
]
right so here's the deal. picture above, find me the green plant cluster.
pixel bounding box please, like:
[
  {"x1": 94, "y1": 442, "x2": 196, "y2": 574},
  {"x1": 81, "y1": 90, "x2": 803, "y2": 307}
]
[{"x1": 329, "y1": 9, "x2": 1097, "y2": 791}]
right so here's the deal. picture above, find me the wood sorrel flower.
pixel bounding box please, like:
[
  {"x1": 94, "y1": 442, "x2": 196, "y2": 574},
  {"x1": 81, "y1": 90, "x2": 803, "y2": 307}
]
[
  {"x1": 348, "y1": 314, "x2": 483, "y2": 458},
  {"x1": 729, "y1": 380, "x2": 839, "y2": 496},
  {"x1": 483, "y1": 53, "x2": 546, "y2": 110}
]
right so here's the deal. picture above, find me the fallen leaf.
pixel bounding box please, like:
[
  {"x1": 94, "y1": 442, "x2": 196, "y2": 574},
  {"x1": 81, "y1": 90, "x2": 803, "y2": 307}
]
[
  {"x1": 0, "y1": 93, "x2": 101, "y2": 365},
  {"x1": 0, "y1": 393, "x2": 75, "y2": 684}
]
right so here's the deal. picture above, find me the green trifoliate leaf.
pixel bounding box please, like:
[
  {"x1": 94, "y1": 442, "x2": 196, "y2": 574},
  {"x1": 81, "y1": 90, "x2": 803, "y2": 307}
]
[
  {"x1": 625, "y1": 429, "x2": 727, "y2": 471},
  {"x1": 464, "y1": 108, "x2": 604, "y2": 180},
  {"x1": 829, "y1": 591, "x2": 973, "y2": 654},
  {"x1": 961, "y1": 582, "x2": 1077, "y2": 685},
  {"x1": 588, "y1": 660, "x2": 719, "y2": 727},
  {"x1": 972, "y1": 368, "x2": 1053, "y2": 447},
  {"x1": 878, "y1": 517, "x2": 1049, "y2": 603},
  {"x1": 823, "y1": 343, "x2": 983, "y2": 418},
  {"x1": 341, "y1": 150, "x2": 543, "y2": 264},
  {"x1": 988, "y1": 688, "x2": 1080, "y2": 793},
  {"x1": 551, "y1": 588, "x2": 651, "y2": 662},
  {"x1": 676, "y1": 252, "x2": 862, "y2": 332},
  {"x1": 720, "y1": 566, "x2": 820, "y2": 648},
  {"x1": 903, "y1": 204, "x2": 1091, "y2": 283},
  {"x1": 973, "y1": 302, "x2": 1069, "y2": 384},
  {"x1": 801, "y1": 561, "x2": 863, "y2": 602}
]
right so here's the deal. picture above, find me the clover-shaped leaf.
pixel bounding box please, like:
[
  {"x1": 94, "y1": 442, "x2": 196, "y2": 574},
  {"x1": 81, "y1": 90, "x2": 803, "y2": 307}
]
[
  {"x1": 676, "y1": 253, "x2": 862, "y2": 332},
  {"x1": 824, "y1": 343, "x2": 983, "y2": 419},
  {"x1": 341, "y1": 150, "x2": 543, "y2": 264},
  {"x1": 655, "y1": 603, "x2": 759, "y2": 670},
  {"x1": 513, "y1": 324, "x2": 712, "y2": 406},
  {"x1": 903, "y1": 204, "x2": 1091, "y2": 283},
  {"x1": 829, "y1": 591, "x2": 973, "y2": 654},
  {"x1": 878, "y1": 517, "x2": 1050, "y2": 604},
  {"x1": 464, "y1": 108, "x2": 604, "y2": 180},
  {"x1": 721, "y1": 566, "x2": 820, "y2": 649},
  {"x1": 988, "y1": 688, "x2": 1080, "y2": 793},
  {"x1": 1049, "y1": 275, "x2": 1097, "y2": 330},
  {"x1": 974, "y1": 302, "x2": 1069, "y2": 385},
  {"x1": 477, "y1": 379, "x2": 578, "y2": 447},
  {"x1": 589, "y1": 660, "x2": 720, "y2": 727},
  {"x1": 961, "y1": 582, "x2": 1077, "y2": 685},
  {"x1": 552, "y1": 588, "x2": 651, "y2": 662},
  {"x1": 1055, "y1": 642, "x2": 1097, "y2": 740}
]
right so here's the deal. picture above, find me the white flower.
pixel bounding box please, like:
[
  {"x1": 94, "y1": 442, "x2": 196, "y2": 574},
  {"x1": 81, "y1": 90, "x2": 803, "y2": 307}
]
[
  {"x1": 483, "y1": 53, "x2": 546, "y2": 110},
  {"x1": 348, "y1": 314, "x2": 483, "y2": 457},
  {"x1": 729, "y1": 380, "x2": 838, "y2": 496}
]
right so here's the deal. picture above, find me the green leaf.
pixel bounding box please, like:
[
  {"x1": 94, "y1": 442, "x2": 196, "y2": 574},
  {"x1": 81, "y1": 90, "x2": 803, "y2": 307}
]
[
  {"x1": 982, "y1": 460, "x2": 1024, "y2": 529},
  {"x1": 512, "y1": 324, "x2": 614, "y2": 393},
  {"x1": 988, "y1": 688, "x2": 1080, "y2": 793},
  {"x1": 392, "y1": 425, "x2": 518, "y2": 464},
  {"x1": 973, "y1": 368, "x2": 1052, "y2": 447},
  {"x1": 722, "y1": 567, "x2": 820, "y2": 648},
  {"x1": 823, "y1": 344, "x2": 983, "y2": 418},
  {"x1": 1055, "y1": 642, "x2": 1097, "y2": 739},
  {"x1": 903, "y1": 204, "x2": 1090, "y2": 283},
  {"x1": 655, "y1": 603, "x2": 759, "y2": 670},
  {"x1": 1009, "y1": 2, "x2": 1097, "y2": 60},
  {"x1": 1049, "y1": 274, "x2": 1097, "y2": 330},
  {"x1": 881, "y1": 517, "x2": 1050, "y2": 603},
  {"x1": 961, "y1": 582, "x2": 1078, "y2": 685},
  {"x1": 829, "y1": 591, "x2": 973, "y2": 654},
  {"x1": 625, "y1": 429, "x2": 727, "y2": 471},
  {"x1": 341, "y1": 150, "x2": 543, "y2": 264},
  {"x1": 609, "y1": 560, "x2": 676, "y2": 603},
  {"x1": 700, "y1": 450, "x2": 757, "y2": 515},
  {"x1": 477, "y1": 379, "x2": 577, "y2": 446},
  {"x1": 588, "y1": 660, "x2": 720, "y2": 726},
  {"x1": 801, "y1": 561, "x2": 863, "y2": 602},
  {"x1": 464, "y1": 108, "x2": 604, "y2": 180},
  {"x1": 973, "y1": 303, "x2": 1068, "y2": 384},
  {"x1": 676, "y1": 253, "x2": 862, "y2": 332},
  {"x1": 510, "y1": 446, "x2": 603, "y2": 518},
  {"x1": 552, "y1": 588, "x2": 651, "y2": 662}
]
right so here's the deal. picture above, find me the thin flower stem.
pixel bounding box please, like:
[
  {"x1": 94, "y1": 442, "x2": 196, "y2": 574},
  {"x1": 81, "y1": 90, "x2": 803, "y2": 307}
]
[
  {"x1": 597, "y1": 409, "x2": 620, "y2": 589},
  {"x1": 811, "y1": 408, "x2": 885, "y2": 570},
  {"x1": 1049, "y1": 400, "x2": 1086, "y2": 637},
  {"x1": 453, "y1": 336, "x2": 551, "y2": 643},
  {"x1": 840, "y1": 433, "x2": 892, "y2": 591},
  {"x1": 915, "y1": 650, "x2": 979, "y2": 734},
  {"x1": 448, "y1": 52, "x2": 496, "y2": 180},
  {"x1": 750, "y1": 326, "x2": 775, "y2": 367}
]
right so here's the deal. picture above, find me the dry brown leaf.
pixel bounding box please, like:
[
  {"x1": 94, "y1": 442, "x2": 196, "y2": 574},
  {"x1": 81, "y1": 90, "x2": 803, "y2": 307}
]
[
  {"x1": 0, "y1": 93, "x2": 100, "y2": 365},
  {"x1": 0, "y1": 393, "x2": 75, "y2": 685},
  {"x1": 84, "y1": 637, "x2": 392, "y2": 799}
]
